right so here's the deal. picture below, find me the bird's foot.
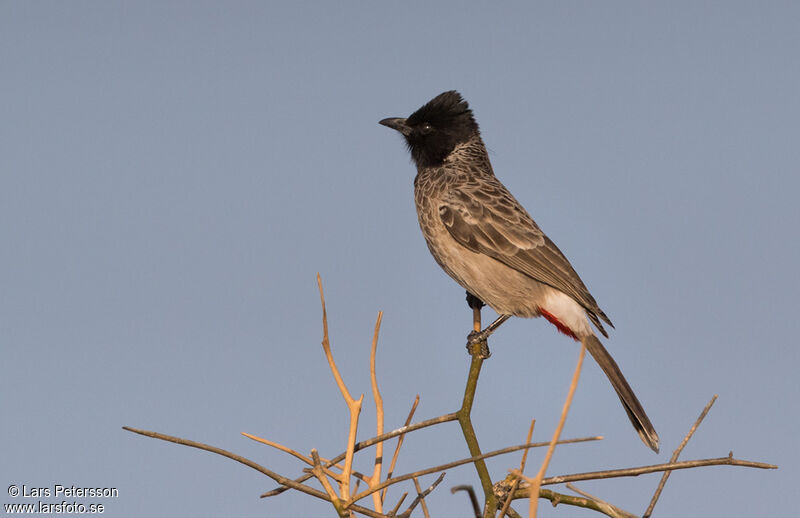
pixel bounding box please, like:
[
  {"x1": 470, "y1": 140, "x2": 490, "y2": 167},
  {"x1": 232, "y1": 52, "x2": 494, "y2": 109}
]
[{"x1": 466, "y1": 330, "x2": 491, "y2": 359}]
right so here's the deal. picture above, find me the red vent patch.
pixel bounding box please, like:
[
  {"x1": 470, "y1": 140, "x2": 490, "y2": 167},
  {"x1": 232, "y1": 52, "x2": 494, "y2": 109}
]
[{"x1": 539, "y1": 308, "x2": 578, "y2": 341}]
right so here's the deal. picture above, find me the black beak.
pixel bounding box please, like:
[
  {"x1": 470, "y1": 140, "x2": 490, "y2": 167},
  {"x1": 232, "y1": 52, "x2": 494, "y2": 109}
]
[{"x1": 379, "y1": 117, "x2": 412, "y2": 136}]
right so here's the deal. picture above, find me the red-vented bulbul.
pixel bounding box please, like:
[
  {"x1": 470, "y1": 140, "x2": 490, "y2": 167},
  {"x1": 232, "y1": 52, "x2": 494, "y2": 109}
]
[{"x1": 380, "y1": 91, "x2": 659, "y2": 452}]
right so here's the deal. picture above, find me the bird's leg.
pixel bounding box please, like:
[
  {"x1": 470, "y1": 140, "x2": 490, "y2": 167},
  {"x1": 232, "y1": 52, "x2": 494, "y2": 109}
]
[
  {"x1": 467, "y1": 314, "x2": 511, "y2": 359},
  {"x1": 465, "y1": 292, "x2": 490, "y2": 358}
]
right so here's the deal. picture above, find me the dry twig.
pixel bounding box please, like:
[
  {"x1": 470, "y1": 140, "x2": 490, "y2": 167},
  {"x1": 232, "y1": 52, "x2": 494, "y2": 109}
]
[
  {"x1": 311, "y1": 448, "x2": 346, "y2": 516},
  {"x1": 261, "y1": 412, "x2": 459, "y2": 498},
  {"x1": 241, "y1": 432, "x2": 313, "y2": 466},
  {"x1": 317, "y1": 274, "x2": 365, "y2": 501},
  {"x1": 346, "y1": 436, "x2": 600, "y2": 508},
  {"x1": 512, "y1": 454, "x2": 777, "y2": 487},
  {"x1": 369, "y1": 311, "x2": 385, "y2": 512},
  {"x1": 241, "y1": 432, "x2": 366, "y2": 484},
  {"x1": 565, "y1": 483, "x2": 636, "y2": 518},
  {"x1": 382, "y1": 395, "x2": 420, "y2": 503},
  {"x1": 388, "y1": 492, "x2": 408, "y2": 516},
  {"x1": 642, "y1": 395, "x2": 717, "y2": 517}
]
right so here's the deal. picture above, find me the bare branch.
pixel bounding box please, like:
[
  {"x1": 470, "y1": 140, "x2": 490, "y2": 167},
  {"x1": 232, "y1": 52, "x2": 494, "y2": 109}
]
[
  {"x1": 241, "y1": 432, "x2": 359, "y2": 484},
  {"x1": 566, "y1": 483, "x2": 636, "y2": 518},
  {"x1": 643, "y1": 394, "x2": 717, "y2": 518},
  {"x1": 347, "y1": 436, "x2": 602, "y2": 507},
  {"x1": 382, "y1": 395, "x2": 420, "y2": 503},
  {"x1": 311, "y1": 449, "x2": 346, "y2": 517},
  {"x1": 351, "y1": 478, "x2": 362, "y2": 500},
  {"x1": 370, "y1": 311, "x2": 385, "y2": 513},
  {"x1": 388, "y1": 492, "x2": 408, "y2": 516},
  {"x1": 317, "y1": 273, "x2": 364, "y2": 500},
  {"x1": 122, "y1": 426, "x2": 384, "y2": 518},
  {"x1": 538, "y1": 488, "x2": 632, "y2": 518},
  {"x1": 241, "y1": 432, "x2": 313, "y2": 465},
  {"x1": 524, "y1": 454, "x2": 777, "y2": 486},
  {"x1": 261, "y1": 412, "x2": 459, "y2": 498}
]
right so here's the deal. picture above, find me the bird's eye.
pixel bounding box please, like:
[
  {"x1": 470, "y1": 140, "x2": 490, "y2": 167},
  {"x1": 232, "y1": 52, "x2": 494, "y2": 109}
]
[{"x1": 419, "y1": 123, "x2": 434, "y2": 134}]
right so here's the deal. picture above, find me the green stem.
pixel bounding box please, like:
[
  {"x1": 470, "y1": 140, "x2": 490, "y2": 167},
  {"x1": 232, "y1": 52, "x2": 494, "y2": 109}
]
[{"x1": 457, "y1": 353, "x2": 496, "y2": 516}]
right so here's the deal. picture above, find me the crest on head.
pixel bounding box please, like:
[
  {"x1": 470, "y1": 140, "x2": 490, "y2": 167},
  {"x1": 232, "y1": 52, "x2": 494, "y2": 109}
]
[{"x1": 382, "y1": 91, "x2": 480, "y2": 168}]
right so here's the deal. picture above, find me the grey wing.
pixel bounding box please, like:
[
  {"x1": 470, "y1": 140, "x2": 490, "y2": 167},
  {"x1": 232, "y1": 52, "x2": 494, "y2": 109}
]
[{"x1": 439, "y1": 184, "x2": 613, "y2": 336}]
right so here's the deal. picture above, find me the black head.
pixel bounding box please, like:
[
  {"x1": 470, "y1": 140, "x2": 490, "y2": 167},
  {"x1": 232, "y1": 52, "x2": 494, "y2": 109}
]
[{"x1": 380, "y1": 91, "x2": 479, "y2": 168}]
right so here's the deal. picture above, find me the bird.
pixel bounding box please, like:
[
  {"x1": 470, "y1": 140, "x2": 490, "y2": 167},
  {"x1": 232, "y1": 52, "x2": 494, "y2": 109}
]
[{"x1": 379, "y1": 90, "x2": 659, "y2": 453}]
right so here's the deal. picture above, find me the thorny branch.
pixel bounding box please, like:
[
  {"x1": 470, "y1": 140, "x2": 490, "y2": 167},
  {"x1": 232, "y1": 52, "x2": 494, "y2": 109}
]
[
  {"x1": 125, "y1": 276, "x2": 777, "y2": 518},
  {"x1": 317, "y1": 273, "x2": 365, "y2": 501}
]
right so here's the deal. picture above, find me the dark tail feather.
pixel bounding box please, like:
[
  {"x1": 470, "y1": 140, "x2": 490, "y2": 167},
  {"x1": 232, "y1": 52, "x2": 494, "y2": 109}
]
[{"x1": 582, "y1": 335, "x2": 660, "y2": 453}]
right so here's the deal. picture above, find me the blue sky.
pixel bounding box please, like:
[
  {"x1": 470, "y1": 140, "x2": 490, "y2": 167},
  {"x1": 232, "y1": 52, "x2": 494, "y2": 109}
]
[{"x1": 2, "y1": 2, "x2": 797, "y2": 517}]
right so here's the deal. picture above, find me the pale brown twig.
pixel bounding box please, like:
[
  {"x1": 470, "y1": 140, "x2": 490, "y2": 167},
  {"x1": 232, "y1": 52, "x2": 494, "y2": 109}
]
[
  {"x1": 241, "y1": 432, "x2": 313, "y2": 465},
  {"x1": 642, "y1": 394, "x2": 717, "y2": 518},
  {"x1": 382, "y1": 395, "x2": 420, "y2": 503},
  {"x1": 262, "y1": 417, "x2": 588, "y2": 501},
  {"x1": 537, "y1": 488, "x2": 629, "y2": 518},
  {"x1": 243, "y1": 431, "x2": 367, "y2": 484},
  {"x1": 351, "y1": 478, "x2": 362, "y2": 500},
  {"x1": 498, "y1": 419, "x2": 535, "y2": 518},
  {"x1": 528, "y1": 343, "x2": 586, "y2": 517},
  {"x1": 565, "y1": 483, "x2": 636, "y2": 518},
  {"x1": 369, "y1": 311, "x2": 385, "y2": 513},
  {"x1": 317, "y1": 273, "x2": 364, "y2": 500},
  {"x1": 311, "y1": 449, "x2": 346, "y2": 517},
  {"x1": 388, "y1": 492, "x2": 408, "y2": 516}
]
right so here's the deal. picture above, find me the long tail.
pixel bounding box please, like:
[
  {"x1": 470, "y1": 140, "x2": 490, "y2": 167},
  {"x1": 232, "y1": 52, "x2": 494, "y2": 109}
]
[{"x1": 582, "y1": 335, "x2": 660, "y2": 453}]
